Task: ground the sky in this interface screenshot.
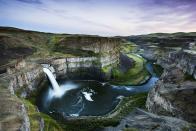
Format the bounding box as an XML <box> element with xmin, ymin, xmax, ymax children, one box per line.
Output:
<box><xmin>0</xmin><ymin>0</ymin><xmax>196</xmax><ymax>36</ymax></box>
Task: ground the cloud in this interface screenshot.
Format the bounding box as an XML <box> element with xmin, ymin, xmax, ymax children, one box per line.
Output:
<box><xmin>16</xmin><ymin>0</ymin><xmax>42</xmax><ymax>4</ymax></box>
<box><xmin>0</xmin><ymin>0</ymin><xmax>196</xmax><ymax>36</ymax></box>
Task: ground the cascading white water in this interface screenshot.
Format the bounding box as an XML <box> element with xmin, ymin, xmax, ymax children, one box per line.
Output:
<box><xmin>43</xmin><ymin>68</ymin><xmax>60</xmax><ymax>91</ymax></box>
<box><xmin>43</xmin><ymin>67</ymin><xmax>78</xmax><ymax>98</ymax></box>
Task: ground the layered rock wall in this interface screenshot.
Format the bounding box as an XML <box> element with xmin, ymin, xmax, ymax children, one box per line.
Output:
<box><xmin>157</xmin><ymin>50</ymin><xmax>196</xmax><ymax>79</ymax></box>
<box><xmin>42</xmin><ymin>36</ymin><xmax>121</xmax><ymax>80</ymax></box>
<box><xmin>6</xmin><ymin>60</ymin><xmax>45</xmax><ymax>96</ymax></box>
<box><xmin>146</xmin><ymin>50</ymin><xmax>196</xmax><ymax>123</ymax></box>
<box><xmin>3</xmin><ymin>36</ymin><xmax>121</xmax><ymax>96</ymax></box>
<box><xmin>49</xmin><ymin>55</ymin><xmax>119</xmax><ymax>80</ymax></box>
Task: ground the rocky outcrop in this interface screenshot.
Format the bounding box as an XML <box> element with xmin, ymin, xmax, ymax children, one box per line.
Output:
<box><xmin>168</xmin><ymin>50</ymin><xmax>196</xmax><ymax>79</ymax></box>
<box><xmin>102</xmin><ymin>108</ymin><xmax>190</xmax><ymax>131</ymax></box>
<box><xmin>54</xmin><ymin>36</ymin><xmax>120</xmax><ymax>57</ymax></box>
<box><xmin>5</xmin><ymin>60</ymin><xmax>45</xmax><ymax>97</ymax></box>
<box><xmin>141</xmin><ymin>46</ymin><xmax>176</xmax><ymax>61</ymax></box>
<box><xmin>146</xmin><ymin>50</ymin><xmax>196</xmax><ymax>123</ymax></box>
<box><xmin>157</xmin><ymin>50</ymin><xmax>196</xmax><ymax>79</ymax></box>
<box><xmin>146</xmin><ymin>67</ymin><xmax>196</xmax><ymax>123</ymax></box>
<box><xmin>0</xmin><ymin>79</ymin><xmax>30</xmax><ymax>131</ymax></box>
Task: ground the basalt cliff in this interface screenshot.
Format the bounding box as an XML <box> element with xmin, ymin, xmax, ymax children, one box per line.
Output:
<box><xmin>126</xmin><ymin>33</ymin><xmax>196</xmax><ymax>124</ymax></box>
<box><xmin>0</xmin><ymin>27</ymin><xmax>121</xmax><ymax>95</ymax></box>
<box><xmin>146</xmin><ymin>50</ymin><xmax>196</xmax><ymax>123</ymax></box>
<box><xmin>0</xmin><ymin>27</ymin><xmax>121</xmax><ymax>130</ymax></box>
<box><xmin>0</xmin><ymin>28</ymin><xmax>196</xmax><ymax>131</ymax></box>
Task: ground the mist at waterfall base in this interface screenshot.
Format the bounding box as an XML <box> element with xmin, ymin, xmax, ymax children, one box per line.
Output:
<box><xmin>37</xmin><ymin>63</ymin><xmax>159</xmax><ymax>117</ymax></box>
<box><xmin>43</xmin><ymin>68</ymin><xmax>78</xmax><ymax>99</ymax></box>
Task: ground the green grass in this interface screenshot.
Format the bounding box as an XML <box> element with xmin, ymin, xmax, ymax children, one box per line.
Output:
<box><xmin>61</xmin><ymin>117</ymin><xmax>119</xmax><ymax>131</ymax></box>
<box><xmin>121</xmin><ymin>42</ymin><xmax>138</xmax><ymax>54</ymax></box>
<box><xmin>123</xmin><ymin>128</ymin><xmax>139</xmax><ymax>131</ymax></box>
<box><xmin>102</xmin><ymin>64</ymin><xmax>112</xmax><ymax>73</ymax></box>
<box><xmin>111</xmin><ymin>54</ymin><xmax>150</xmax><ymax>85</ymax></box>
<box><xmin>110</xmin><ymin>93</ymin><xmax>147</xmax><ymax>119</ymax></box>
<box><xmin>22</xmin><ymin>99</ymin><xmax>63</xmax><ymax>131</ymax></box>
<box><xmin>126</xmin><ymin>54</ymin><xmax>145</xmax><ymax>75</ymax></box>
<box><xmin>49</xmin><ymin>35</ymin><xmax>64</xmax><ymax>45</ymax></box>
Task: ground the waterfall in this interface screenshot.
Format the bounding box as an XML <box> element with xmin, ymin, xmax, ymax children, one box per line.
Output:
<box><xmin>43</xmin><ymin>67</ymin><xmax>79</xmax><ymax>98</ymax></box>
<box><xmin>43</xmin><ymin>67</ymin><xmax>60</xmax><ymax>92</ymax></box>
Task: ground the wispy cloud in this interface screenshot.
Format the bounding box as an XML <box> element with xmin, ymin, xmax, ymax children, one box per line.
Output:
<box><xmin>16</xmin><ymin>0</ymin><xmax>42</xmax><ymax>4</ymax></box>
<box><xmin>0</xmin><ymin>0</ymin><xmax>196</xmax><ymax>36</ymax></box>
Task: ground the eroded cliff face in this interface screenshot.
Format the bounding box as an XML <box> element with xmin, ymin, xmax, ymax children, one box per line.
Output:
<box><xmin>0</xmin><ymin>27</ymin><xmax>122</xmax><ymax>96</ymax></box>
<box><xmin>157</xmin><ymin>50</ymin><xmax>196</xmax><ymax>79</ymax></box>
<box><xmin>50</xmin><ymin>36</ymin><xmax>120</xmax><ymax>80</ymax></box>
<box><xmin>54</xmin><ymin>36</ymin><xmax>120</xmax><ymax>56</ymax></box>
<box><xmin>5</xmin><ymin>54</ymin><xmax>119</xmax><ymax>97</ymax></box>
<box><xmin>141</xmin><ymin>46</ymin><xmax>176</xmax><ymax>61</ymax></box>
<box><xmin>146</xmin><ymin>51</ymin><xmax>196</xmax><ymax>123</ymax></box>
<box><xmin>169</xmin><ymin>50</ymin><xmax>196</xmax><ymax>79</ymax></box>
<box><xmin>0</xmin><ymin>78</ymin><xmax>30</xmax><ymax>131</ymax></box>
<box><xmin>31</xmin><ymin>36</ymin><xmax>120</xmax><ymax>80</ymax></box>
<box><xmin>0</xmin><ymin>29</ymin><xmax>122</xmax><ymax>130</ymax></box>
<box><xmin>48</xmin><ymin>55</ymin><xmax>119</xmax><ymax>80</ymax></box>
<box><xmin>5</xmin><ymin>60</ymin><xmax>45</xmax><ymax>97</ymax></box>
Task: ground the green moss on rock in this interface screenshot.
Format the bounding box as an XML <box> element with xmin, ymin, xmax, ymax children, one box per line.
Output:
<box><xmin>121</xmin><ymin>42</ymin><xmax>138</xmax><ymax>54</ymax></box>
<box><xmin>102</xmin><ymin>64</ymin><xmax>112</xmax><ymax>74</ymax></box>
<box><xmin>111</xmin><ymin>54</ymin><xmax>150</xmax><ymax>85</ymax></box>
<box><xmin>22</xmin><ymin>99</ymin><xmax>63</xmax><ymax>131</ymax></box>
<box><xmin>110</xmin><ymin>92</ymin><xmax>147</xmax><ymax>119</ymax></box>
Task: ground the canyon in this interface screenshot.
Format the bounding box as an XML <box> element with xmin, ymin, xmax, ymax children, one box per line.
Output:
<box><xmin>0</xmin><ymin>27</ymin><xmax>196</xmax><ymax>131</ymax></box>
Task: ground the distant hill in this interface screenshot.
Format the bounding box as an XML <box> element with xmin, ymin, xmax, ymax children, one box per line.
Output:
<box><xmin>125</xmin><ymin>32</ymin><xmax>196</xmax><ymax>48</ymax></box>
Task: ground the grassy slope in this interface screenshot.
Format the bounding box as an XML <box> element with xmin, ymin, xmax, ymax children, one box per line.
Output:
<box><xmin>0</xmin><ymin>27</ymin><xmax>118</xmax><ymax>65</ymax></box>
<box><xmin>23</xmin><ymin>99</ymin><xmax>63</xmax><ymax>131</ymax></box>
<box><xmin>120</xmin><ymin>42</ymin><xmax>138</xmax><ymax>54</ymax></box>
<box><xmin>0</xmin><ymin>28</ymin><xmax>69</xmax><ymax>65</ymax></box>
<box><xmin>111</xmin><ymin>54</ymin><xmax>150</xmax><ymax>85</ymax></box>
